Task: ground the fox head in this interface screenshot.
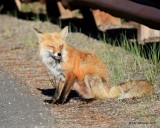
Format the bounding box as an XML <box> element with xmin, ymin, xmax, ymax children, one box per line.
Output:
<box><xmin>34</xmin><ymin>26</ymin><xmax>68</xmax><ymax>60</ymax></box>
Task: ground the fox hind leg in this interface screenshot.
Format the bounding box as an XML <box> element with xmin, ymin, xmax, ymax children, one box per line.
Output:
<box><xmin>73</xmin><ymin>74</ymin><xmax>99</xmax><ymax>99</ymax></box>
<box><xmin>73</xmin><ymin>79</ymin><xmax>94</xmax><ymax>99</ymax></box>
<box><xmin>74</xmin><ymin>75</ymin><xmax>108</xmax><ymax>100</ymax></box>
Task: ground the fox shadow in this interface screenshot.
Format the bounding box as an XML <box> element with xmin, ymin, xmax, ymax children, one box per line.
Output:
<box><xmin>37</xmin><ymin>88</ymin><xmax>80</xmax><ymax>103</ymax></box>
<box><xmin>37</xmin><ymin>88</ymin><xmax>96</xmax><ymax>104</ymax></box>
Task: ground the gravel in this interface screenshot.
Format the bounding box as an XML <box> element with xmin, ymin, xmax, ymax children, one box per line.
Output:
<box><xmin>0</xmin><ymin>70</ymin><xmax>56</xmax><ymax>128</ymax></box>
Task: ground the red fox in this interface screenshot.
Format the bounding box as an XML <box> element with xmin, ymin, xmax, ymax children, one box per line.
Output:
<box><xmin>34</xmin><ymin>26</ymin><xmax>153</xmax><ymax>104</ymax></box>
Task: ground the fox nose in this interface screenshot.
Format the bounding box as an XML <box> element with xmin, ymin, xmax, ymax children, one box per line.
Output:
<box><xmin>57</xmin><ymin>53</ymin><xmax>61</xmax><ymax>57</ymax></box>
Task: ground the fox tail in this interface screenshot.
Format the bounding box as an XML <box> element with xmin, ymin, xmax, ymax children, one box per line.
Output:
<box><xmin>108</xmin><ymin>80</ymin><xmax>153</xmax><ymax>99</ymax></box>
<box><xmin>85</xmin><ymin>75</ymin><xmax>153</xmax><ymax>100</ymax></box>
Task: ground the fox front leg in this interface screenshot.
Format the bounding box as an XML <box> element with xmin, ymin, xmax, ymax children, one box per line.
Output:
<box><xmin>51</xmin><ymin>80</ymin><xmax>65</xmax><ymax>102</ymax></box>
<box><xmin>44</xmin><ymin>80</ymin><xmax>65</xmax><ymax>104</ymax></box>
<box><xmin>45</xmin><ymin>75</ymin><xmax>65</xmax><ymax>104</ymax></box>
<box><xmin>56</xmin><ymin>74</ymin><xmax>75</xmax><ymax>104</ymax></box>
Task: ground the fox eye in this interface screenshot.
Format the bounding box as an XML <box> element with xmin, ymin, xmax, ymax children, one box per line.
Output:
<box><xmin>59</xmin><ymin>45</ymin><xmax>63</xmax><ymax>50</ymax></box>
<box><xmin>49</xmin><ymin>45</ymin><xmax>55</xmax><ymax>50</ymax></box>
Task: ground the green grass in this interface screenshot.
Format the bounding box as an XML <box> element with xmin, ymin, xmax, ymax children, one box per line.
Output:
<box><xmin>23</xmin><ymin>36</ymin><xmax>37</xmax><ymax>48</ymax></box>
<box><xmin>96</xmin><ymin>34</ymin><xmax>160</xmax><ymax>89</ymax></box>
<box><xmin>21</xmin><ymin>2</ymin><xmax>46</xmax><ymax>14</ymax></box>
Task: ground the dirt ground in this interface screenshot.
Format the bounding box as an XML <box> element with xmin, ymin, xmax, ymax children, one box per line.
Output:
<box><xmin>0</xmin><ymin>15</ymin><xmax>160</xmax><ymax>128</ymax></box>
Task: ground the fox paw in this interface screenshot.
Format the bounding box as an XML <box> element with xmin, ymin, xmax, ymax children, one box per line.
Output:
<box><xmin>44</xmin><ymin>98</ymin><xmax>57</xmax><ymax>104</ymax></box>
<box><xmin>44</xmin><ymin>99</ymin><xmax>54</xmax><ymax>104</ymax></box>
<box><xmin>118</xmin><ymin>92</ymin><xmax>128</xmax><ymax>100</ymax></box>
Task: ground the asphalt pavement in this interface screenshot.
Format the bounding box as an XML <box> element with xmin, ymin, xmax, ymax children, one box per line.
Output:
<box><xmin>0</xmin><ymin>70</ymin><xmax>56</xmax><ymax>128</ymax></box>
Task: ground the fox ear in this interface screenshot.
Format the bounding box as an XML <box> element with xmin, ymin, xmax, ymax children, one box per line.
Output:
<box><xmin>60</xmin><ymin>26</ymin><xmax>68</xmax><ymax>40</ymax></box>
<box><xmin>33</xmin><ymin>28</ymin><xmax>43</xmax><ymax>42</ymax></box>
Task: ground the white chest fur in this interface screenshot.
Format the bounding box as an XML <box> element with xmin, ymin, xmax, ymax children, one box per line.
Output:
<box><xmin>40</xmin><ymin>49</ymin><xmax>65</xmax><ymax>81</ymax></box>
